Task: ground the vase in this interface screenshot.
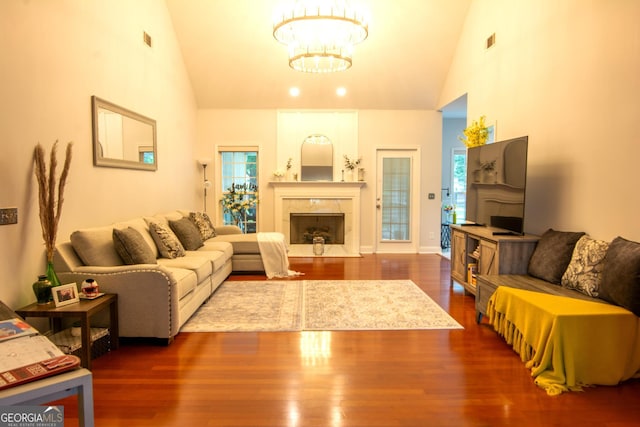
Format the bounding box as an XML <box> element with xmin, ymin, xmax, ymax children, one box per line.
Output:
<box><xmin>313</xmin><ymin>236</ymin><xmax>325</xmax><ymax>255</ymax></box>
<box><xmin>46</xmin><ymin>261</ymin><xmax>62</xmax><ymax>288</ymax></box>
<box><xmin>481</xmin><ymin>170</ymin><xmax>496</xmax><ymax>184</ymax></box>
<box><xmin>32</xmin><ymin>275</ymin><xmax>52</xmax><ymax>304</ymax></box>
<box><xmin>357</xmin><ymin>168</ymin><xmax>365</xmax><ymax>181</ymax></box>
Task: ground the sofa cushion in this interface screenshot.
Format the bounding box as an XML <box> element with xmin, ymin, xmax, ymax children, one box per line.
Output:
<box><xmin>158</xmin><ymin>255</ymin><xmax>212</xmax><ymax>284</ymax></box>
<box><xmin>561</xmin><ymin>235</ymin><xmax>609</xmax><ymax>297</ymax></box>
<box><xmin>528</xmin><ymin>229</ymin><xmax>586</xmax><ymax>284</ymax></box>
<box><xmin>149</xmin><ymin>222</ymin><xmax>186</xmax><ymax>259</ymax></box>
<box><xmin>209</xmin><ymin>233</ymin><xmax>260</xmax><ymax>254</ymax></box>
<box><xmin>187</xmin><ymin>250</ymin><xmax>229</xmax><ymax>273</ymax></box>
<box><xmin>169</xmin><ymin>218</ymin><xmax>204</xmax><ymax>251</ymax></box>
<box><xmin>599</xmin><ymin>236</ymin><xmax>640</xmax><ymax>316</ymax></box>
<box><xmin>189</xmin><ymin>211</ymin><xmax>216</xmax><ymax>240</ymax></box>
<box><xmin>113</xmin><ymin>227</ymin><xmax>157</xmax><ymax>265</ymax></box>
<box><xmin>200</xmin><ymin>241</ymin><xmax>234</xmax><ymax>260</ymax></box>
<box><xmin>160</xmin><ymin>266</ymin><xmax>198</xmax><ymax>301</ymax></box>
<box><xmin>70</xmin><ymin>226</ymin><xmax>123</xmax><ymax>266</ymax></box>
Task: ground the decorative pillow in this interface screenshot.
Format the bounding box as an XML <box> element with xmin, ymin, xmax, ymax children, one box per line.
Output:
<box><xmin>528</xmin><ymin>229</ymin><xmax>586</xmax><ymax>284</ymax></box>
<box><xmin>599</xmin><ymin>236</ymin><xmax>640</xmax><ymax>316</ymax></box>
<box><xmin>70</xmin><ymin>227</ymin><xmax>123</xmax><ymax>266</ymax></box>
<box><xmin>112</xmin><ymin>227</ymin><xmax>157</xmax><ymax>265</ymax></box>
<box><xmin>561</xmin><ymin>235</ymin><xmax>609</xmax><ymax>297</ymax></box>
<box><xmin>148</xmin><ymin>222</ymin><xmax>185</xmax><ymax>259</ymax></box>
<box><xmin>189</xmin><ymin>211</ymin><xmax>216</xmax><ymax>240</ymax></box>
<box><xmin>169</xmin><ymin>217</ymin><xmax>204</xmax><ymax>251</ymax></box>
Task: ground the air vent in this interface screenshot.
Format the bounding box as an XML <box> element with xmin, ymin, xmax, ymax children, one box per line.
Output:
<box><xmin>486</xmin><ymin>33</ymin><xmax>496</xmax><ymax>49</ymax></box>
<box><xmin>143</xmin><ymin>32</ymin><xmax>152</xmax><ymax>47</ymax></box>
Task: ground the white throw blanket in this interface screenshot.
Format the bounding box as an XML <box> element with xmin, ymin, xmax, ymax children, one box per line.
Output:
<box><xmin>257</xmin><ymin>232</ymin><xmax>303</xmax><ymax>279</ymax></box>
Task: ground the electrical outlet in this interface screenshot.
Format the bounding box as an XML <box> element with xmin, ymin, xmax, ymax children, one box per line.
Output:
<box><xmin>0</xmin><ymin>208</ymin><xmax>18</xmax><ymax>225</ymax></box>
<box><xmin>428</xmin><ymin>193</ymin><xmax>435</xmax><ymax>200</ymax></box>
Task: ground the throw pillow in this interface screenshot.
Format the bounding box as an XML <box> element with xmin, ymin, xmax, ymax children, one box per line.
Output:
<box><xmin>189</xmin><ymin>211</ymin><xmax>216</xmax><ymax>240</ymax></box>
<box><xmin>561</xmin><ymin>235</ymin><xmax>609</xmax><ymax>297</ymax></box>
<box><xmin>528</xmin><ymin>228</ymin><xmax>586</xmax><ymax>284</ymax></box>
<box><xmin>149</xmin><ymin>222</ymin><xmax>186</xmax><ymax>259</ymax></box>
<box><xmin>169</xmin><ymin>217</ymin><xmax>204</xmax><ymax>251</ymax></box>
<box><xmin>599</xmin><ymin>236</ymin><xmax>640</xmax><ymax>316</ymax></box>
<box><xmin>112</xmin><ymin>227</ymin><xmax>157</xmax><ymax>265</ymax></box>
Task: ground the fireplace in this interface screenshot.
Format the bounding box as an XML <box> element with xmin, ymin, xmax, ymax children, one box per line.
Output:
<box><xmin>290</xmin><ymin>213</ymin><xmax>345</xmax><ymax>244</ymax></box>
<box><xmin>271</xmin><ymin>181</ymin><xmax>364</xmax><ymax>256</ymax></box>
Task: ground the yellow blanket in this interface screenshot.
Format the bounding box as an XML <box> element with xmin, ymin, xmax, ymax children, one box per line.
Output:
<box><xmin>487</xmin><ymin>287</ymin><xmax>640</xmax><ymax>395</ymax></box>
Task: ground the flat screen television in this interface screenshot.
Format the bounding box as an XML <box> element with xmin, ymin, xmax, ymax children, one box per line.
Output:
<box><xmin>465</xmin><ymin>136</ymin><xmax>528</xmax><ymax>235</ymax></box>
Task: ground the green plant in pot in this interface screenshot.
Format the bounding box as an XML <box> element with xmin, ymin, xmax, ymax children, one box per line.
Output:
<box><xmin>33</xmin><ymin>140</ymin><xmax>73</xmax><ymax>291</ymax></box>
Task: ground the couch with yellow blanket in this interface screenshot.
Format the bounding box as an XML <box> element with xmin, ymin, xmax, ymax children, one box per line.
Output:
<box><xmin>478</xmin><ymin>229</ymin><xmax>640</xmax><ymax>394</ymax></box>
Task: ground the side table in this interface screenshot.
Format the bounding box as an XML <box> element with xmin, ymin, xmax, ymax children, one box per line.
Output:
<box><xmin>440</xmin><ymin>223</ymin><xmax>451</xmax><ymax>249</ymax></box>
<box><xmin>16</xmin><ymin>294</ymin><xmax>119</xmax><ymax>370</ymax></box>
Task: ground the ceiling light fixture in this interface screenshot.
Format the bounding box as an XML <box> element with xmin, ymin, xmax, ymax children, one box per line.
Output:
<box><xmin>336</xmin><ymin>87</ymin><xmax>347</xmax><ymax>97</ymax></box>
<box><xmin>273</xmin><ymin>0</ymin><xmax>368</xmax><ymax>73</ymax></box>
<box><xmin>289</xmin><ymin>87</ymin><xmax>301</xmax><ymax>97</ymax></box>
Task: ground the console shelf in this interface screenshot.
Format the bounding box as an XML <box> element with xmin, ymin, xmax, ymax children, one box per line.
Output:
<box><xmin>449</xmin><ymin>224</ymin><xmax>539</xmax><ymax>296</ymax></box>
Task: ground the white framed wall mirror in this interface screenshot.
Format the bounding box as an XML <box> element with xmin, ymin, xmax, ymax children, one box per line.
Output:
<box><xmin>301</xmin><ymin>134</ymin><xmax>333</xmax><ymax>181</ymax></box>
<box><xmin>91</xmin><ymin>96</ymin><xmax>157</xmax><ymax>171</ymax></box>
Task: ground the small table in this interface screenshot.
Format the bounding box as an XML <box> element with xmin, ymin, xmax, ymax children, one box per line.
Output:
<box><xmin>0</xmin><ymin>300</ymin><xmax>95</xmax><ymax>426</ymax></box>
<box><xmin>0</xmin><ymin>368</ymin><xmax>94</xmax><ymax>427</ymax></box>
<box><xmin>440</xmin><ymin>223</ymin><xmax>451</xmax><ymax>249</ymax></box>
<box><xmin>16</xmin><ymin>294</ymin><xmax>119</xmax><ymax>370</ymax></box>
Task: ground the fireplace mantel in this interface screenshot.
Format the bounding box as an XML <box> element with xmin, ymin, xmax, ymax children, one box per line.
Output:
<box><xmin>270</xmin><ymin>181</ymin><xmax>365</xmax><ymax>188</ymax></box>
<box><xmin>271</xmin><ymin>181</ymin><xmax>364</xmax><ymax>256</ymax></box>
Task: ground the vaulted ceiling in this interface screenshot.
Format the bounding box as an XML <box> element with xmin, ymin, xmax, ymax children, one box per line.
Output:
<box><xmin>165</xmin><ymin>0</ymin><xmax>471</xmax><ymax>111</ymax></box>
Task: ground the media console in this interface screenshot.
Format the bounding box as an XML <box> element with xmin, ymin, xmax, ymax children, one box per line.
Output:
<box><xmin>449</xmin><ymin>224</ymin><xmax>539</xmax><ymax>296</ymax></box>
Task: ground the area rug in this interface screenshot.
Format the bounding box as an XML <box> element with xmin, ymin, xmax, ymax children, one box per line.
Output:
<box><xmin>180</xmin><ymin>280</ymin><xmax>463</xmax><ymax>332</ymax></box>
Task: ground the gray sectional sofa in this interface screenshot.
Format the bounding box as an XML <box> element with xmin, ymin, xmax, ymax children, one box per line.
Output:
<box><xmin>53</xmin><ymin>210</ymin><xmax>266</xmax><ymax>343</ymax></box>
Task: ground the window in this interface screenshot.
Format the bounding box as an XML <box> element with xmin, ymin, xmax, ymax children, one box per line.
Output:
<box><xmin>452</xmin><ymin>149</ymin><xmax>467</xmax><ymax>223</ymax></box>
<box><xmin>219</xmin><ymin>150</ymin><xmax>258</xmax><ymax>233</ymax></box>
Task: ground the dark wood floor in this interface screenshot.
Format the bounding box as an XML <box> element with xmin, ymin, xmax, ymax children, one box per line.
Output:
<box><xmin>56</xmin><ymin>254</ymin><xmax>639</xmax><ymax>426</ymax></box>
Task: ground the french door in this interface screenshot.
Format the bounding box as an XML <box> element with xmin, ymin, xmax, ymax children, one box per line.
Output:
<box><xmin>375</xmin><ymin>149</ymin><xmax>420</xmax><ymax>253</ymax></box>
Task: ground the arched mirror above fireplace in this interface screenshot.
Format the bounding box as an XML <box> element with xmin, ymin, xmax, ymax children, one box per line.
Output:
<box><xmin>301</xmin><ymin>134</ymin><xmax>333</xmax><ymax>181</ymax></box>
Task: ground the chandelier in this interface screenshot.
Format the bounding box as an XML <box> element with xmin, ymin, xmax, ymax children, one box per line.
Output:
<box><xmin>273</xmin><ymin>0</ymin><xmax>369</xmax><ymax>73</ymax></box>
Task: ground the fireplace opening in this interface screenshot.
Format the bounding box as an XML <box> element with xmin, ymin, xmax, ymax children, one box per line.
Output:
<box><xmin>290</xmin><ymin>213</ymin><xmax>345</xmax><ymax>244</ymax></box>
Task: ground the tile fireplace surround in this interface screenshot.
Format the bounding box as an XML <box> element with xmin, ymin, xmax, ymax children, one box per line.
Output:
<box><xmin>271</xmin><ymin>181</ymin><xmax>365</xmax><ymax>257</ymax></box>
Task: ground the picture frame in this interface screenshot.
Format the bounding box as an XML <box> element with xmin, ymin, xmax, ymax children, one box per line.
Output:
<box><xmin>52</xmin><ymin>283</ymin><xmax>80</xmax><ymax>307</ymax></box>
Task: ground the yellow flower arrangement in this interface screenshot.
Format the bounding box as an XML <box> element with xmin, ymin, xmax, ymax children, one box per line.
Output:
<box><xmin>220</xmin><ymin>183</ymin><xmax>258</xmax><ymax>227</ymax></box>
<box><xmin>458</xmin><ymin>116</ymin><xmax>489</xmax><ymax>148</ymax></box>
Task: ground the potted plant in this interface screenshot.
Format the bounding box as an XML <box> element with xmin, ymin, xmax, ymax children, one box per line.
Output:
<box><xmin>343</xmin><ymin>155</ymin><xmax>361</xmax><ymax>181</ymax></box>
<box><xmin>480</xmin><ymin>159</ymin><xmax>497</xmax><ymax>183</ymax></box>
<box><xmin>459</xmin><ymin>116</ymin><xmax>489</xmax><ymax>148</ymax></box>
<box><xmin>33</xmin><ymin>141</ymin><xmax>73</xmax><ymax>289</ymax></box>
<box><xmin>220</xmin><ymin>183</ymin><xmax>258</xmax><ymax>232</ymax></box>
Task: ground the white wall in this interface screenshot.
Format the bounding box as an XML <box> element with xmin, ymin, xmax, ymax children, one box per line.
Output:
<box><xmin>196</xmin><ymin>109</ymin><xmax>278</xmax><ymax>229</ymax></box>
<box><xmin>196</xmin><ymin>109</ymin><xmax>444</xmax><ymax>253</ymax></box>
<box><xmin>0</xmin><ymin>0</ymin><xmax>197</xmax><ymax>308</ymax></box>
<box><xmin>439</xmin><ymin>0</ymin><xmax>640</xmax><ymax>242</ymax></box>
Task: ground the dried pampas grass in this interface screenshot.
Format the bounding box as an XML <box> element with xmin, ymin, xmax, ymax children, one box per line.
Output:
<box><xmin>34</xmin><ymin>141</ymin><xmax>73</xmax><ymax>262</ymax></box>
